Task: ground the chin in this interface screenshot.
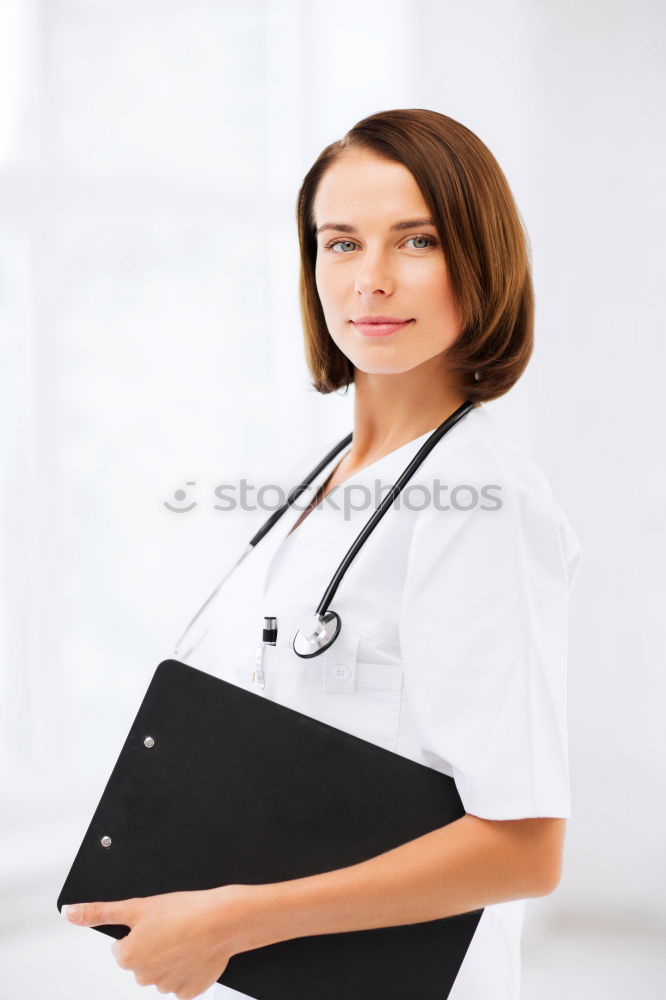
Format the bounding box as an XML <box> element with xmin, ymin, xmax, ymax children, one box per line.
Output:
<box><xmin>351</xmin><ymin>358</ymin><xmax>420</xmax><ymax>377</ymax></box>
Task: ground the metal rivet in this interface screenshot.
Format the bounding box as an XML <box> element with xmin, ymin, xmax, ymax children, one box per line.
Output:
<box><xmin>143</xmin><ymin>736</ymin><xmax>155</xmax><ymax>748</ymax></box>
<box><xmin>100</xmin><ymin>835</ymin><xmax>112</xmax><ymax>848</ymax></box>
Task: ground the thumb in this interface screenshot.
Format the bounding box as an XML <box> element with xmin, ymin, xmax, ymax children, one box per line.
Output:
<box><xmin>62</xmin><ymin>899</ymin><xmax>137</xmax><ymax>927</ymax></box>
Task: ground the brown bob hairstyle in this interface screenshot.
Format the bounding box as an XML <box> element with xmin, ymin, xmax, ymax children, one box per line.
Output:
<box><xmin>296</xmin><ymin>108</ymin><xmax>534</xmax><ymax>404</ymax></box>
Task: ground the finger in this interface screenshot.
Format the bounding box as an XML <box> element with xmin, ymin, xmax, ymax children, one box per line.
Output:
<box><xmin>110</xmin><ymin>938</ymin><xmax>133</xmax><ymax>970</ymax></box>
<box><xmin>62</xmin><ymin>899</ymin><xmax>136</xmax><ymax>927</ymax></box>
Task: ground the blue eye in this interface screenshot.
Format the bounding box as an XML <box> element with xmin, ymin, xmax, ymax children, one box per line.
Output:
<box><xmin>406</xmin><ymin>236</ymin><xmax>435</xmax><ymax>249</ymax></box>
<box><xmin>323</xmin><ymin>235</ymin><xmax>437</xmax><ymax>253</ymax></box>
<box><xmin>327</xmin><ymin>239</ymin><xmax>357</xmax><ymax>253</ymax></box>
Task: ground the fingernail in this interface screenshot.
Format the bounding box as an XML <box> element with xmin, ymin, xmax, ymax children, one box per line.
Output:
<box><xmin>62</xmin><ymin>904</ymin><xmax>81</xmax><ymax>922</ymax></box>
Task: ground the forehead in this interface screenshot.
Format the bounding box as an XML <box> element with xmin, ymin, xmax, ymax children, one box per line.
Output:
<box><xmin>313</xmin><ymin>150</ymin><xmax>429</xmax><ymax>224</ymax></box>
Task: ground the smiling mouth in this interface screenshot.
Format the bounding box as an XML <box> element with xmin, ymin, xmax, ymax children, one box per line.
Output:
<box><xmin>352</xmin><ymin>319</ymin><xmax>415</xmax><ymax>337</ymax></box>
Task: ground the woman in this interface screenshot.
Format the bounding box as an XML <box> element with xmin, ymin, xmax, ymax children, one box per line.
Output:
<box><xmin>63</xmin><ymin>109</ymin><xmax>582</xmax><ymax>1000</ymax></box>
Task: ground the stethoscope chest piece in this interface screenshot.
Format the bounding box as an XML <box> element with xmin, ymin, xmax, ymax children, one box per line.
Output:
<box><xmin>173</xmin><ymin>401</ymin><xmax>474</xmax><ymax>669</ymax></box>
<box><xmin>292</xmin><ymin>611</ymin><xmax>342</xmax><ymax>658</ymax></box>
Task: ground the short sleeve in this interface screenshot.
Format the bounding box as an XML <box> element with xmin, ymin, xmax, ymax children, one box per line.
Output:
<box><xmin>398</xmin><ymin>472</ymin><xmax>582</xmax><ymax>820</ymax></box>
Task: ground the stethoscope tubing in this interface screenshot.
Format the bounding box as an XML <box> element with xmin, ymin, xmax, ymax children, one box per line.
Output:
<box><xmin>314</xmin><ymin>399</ymin><xmax>475</xmax><ymax>616</ymax></box>
<box><xmin>247</xmin><ymin>432</ymin><xmax>353</xmax><ymax>549</ymax></box>
<box><xmin>172</xmin><ymin>432</ymin><xmax>353</xmax><ymax>655</ymax></box>
<box><xmin>173</xmin><ymin>400</ymin><xmax>474</xmax><ymax>658</ymax></box>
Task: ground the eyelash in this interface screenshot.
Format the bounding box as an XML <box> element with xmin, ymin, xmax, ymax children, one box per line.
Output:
<box><xmin>323</xmin><ymin>235</ymin><xmax>438</xmax><ymax>253</ymax></box>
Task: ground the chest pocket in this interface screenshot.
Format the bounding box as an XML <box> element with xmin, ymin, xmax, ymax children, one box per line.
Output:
<box><xmin>181</xmin><ymin>591</ymin><xmax>404</xmax><ymax>755</ymax></box>
<box><xmin>258</xmin><ymin>617</ymin><xmax>404</xmax><ymax>754</ymax></box>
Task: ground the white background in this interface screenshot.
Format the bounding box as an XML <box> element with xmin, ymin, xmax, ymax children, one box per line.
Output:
<box><xmin>1</xmin><ymin>0</ymin><xmax>664</xmax><ymax>997</ymax></box>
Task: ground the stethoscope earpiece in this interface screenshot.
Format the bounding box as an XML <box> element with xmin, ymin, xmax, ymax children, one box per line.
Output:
<box><xmin>292</xmin><ymin>611</ymin><xmax>342</xmax><ymax>658</ymax></box>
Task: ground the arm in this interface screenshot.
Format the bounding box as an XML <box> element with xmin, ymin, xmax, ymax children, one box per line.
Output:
<box><xmin>226</xmin><ymin>813</ymin><xmax>566</xmax><ymax>954</ymax></box>
<box><xmin>64</xmin><ymin>815</ymin><xmax>564</xmax><ymax>998</ymax></box>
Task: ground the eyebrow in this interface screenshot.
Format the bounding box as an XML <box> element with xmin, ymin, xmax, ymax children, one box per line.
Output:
<box><xmin>315</xmin><ymin>217</ymin><xmax>437</xmax><ymax>236</ymax></box>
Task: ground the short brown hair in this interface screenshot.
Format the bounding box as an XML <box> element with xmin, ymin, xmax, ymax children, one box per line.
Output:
<box><xmin>296</xmin><ymin>108</ymin><xmax>534</xmax><ymax>404</ymax></box>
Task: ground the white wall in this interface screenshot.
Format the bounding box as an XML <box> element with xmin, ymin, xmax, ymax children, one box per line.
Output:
<box><xmin>1</xmin><ymin>1</ymin><xmax>664</xmax><ymax>997</ymax></box>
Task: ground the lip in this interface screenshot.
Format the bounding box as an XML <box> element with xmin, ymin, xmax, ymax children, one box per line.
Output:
<box><xmin>352</xmin><ymin>317</ymin><xmax>414</xmax><ymax>338</ymax></box>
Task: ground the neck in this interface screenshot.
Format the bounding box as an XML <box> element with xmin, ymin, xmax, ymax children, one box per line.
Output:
<box><xmin>346</xmin><ymin>359</ymin><xmax>468</xmax><ymax>470</ymax></box>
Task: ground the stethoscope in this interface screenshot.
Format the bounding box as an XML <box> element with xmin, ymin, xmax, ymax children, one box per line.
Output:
<box><xmin>173</xmin><ymin>399</ymin><xmax>475</xmax><ymax>661</ymax></box>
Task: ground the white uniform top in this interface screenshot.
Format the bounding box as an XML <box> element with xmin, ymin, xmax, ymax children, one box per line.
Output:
<box><xmin>174</xmin><ymin>402</ymin><xmax>583</xmax><ymax>1000</ymax></box>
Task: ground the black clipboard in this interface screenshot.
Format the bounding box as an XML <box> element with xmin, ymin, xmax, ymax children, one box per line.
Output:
<box><xmin>57</xmin><ymin>659</ymin><xmax>483</xmax><ymax>1000</ymax></box>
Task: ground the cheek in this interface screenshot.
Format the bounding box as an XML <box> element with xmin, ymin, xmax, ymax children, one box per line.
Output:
<box><xmin>314</xmin><ymin>258</ymin><xmax>338</xmax><ymax>302</ymax></box>
<box><xmin>315</xmin><ymin>267</ymin><xmax>350</xmax><ymax>330</ymax></box>
<box><xmin>421</xmin><ymin>272</ymin><xmax>459</xmax><ymax>327</ymax></box>
<box><xmin>413</xmin><ymin>259</ymin><xmax>451</xmax><ymax>297</ymax></box>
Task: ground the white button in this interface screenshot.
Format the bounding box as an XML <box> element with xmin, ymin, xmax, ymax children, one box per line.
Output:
<box><xmin>332</xmin><ymin>664</ymin><xmax>351</xmax><ymax>681</ymax></box>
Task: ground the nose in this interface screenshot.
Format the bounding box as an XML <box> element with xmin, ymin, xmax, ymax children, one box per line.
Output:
<box><xmin>354</xmin><ymin>247</ymin><xmax>395</xmax><ymax>297</ymax></box>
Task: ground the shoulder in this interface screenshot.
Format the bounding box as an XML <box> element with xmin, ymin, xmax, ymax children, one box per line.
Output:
<box><xmin>412</xmin><ymin>404</ymin><xmax>583</xmax><ymax>590</ymax></box>
<box><xmin>415</xmin><ymin>403</ymin><xmax>552</xmax><ymax>495</ymax></box>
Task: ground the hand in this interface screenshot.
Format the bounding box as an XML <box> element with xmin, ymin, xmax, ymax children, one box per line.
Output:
<box><xmin>62</xmin><ymin>885</ymin><xmax>252</xmax><ymax>999</ymax></box>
